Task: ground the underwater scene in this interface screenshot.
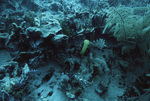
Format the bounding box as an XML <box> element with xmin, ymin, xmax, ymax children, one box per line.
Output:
<box><xmin>0</xmin><ymin>0</ymin><xmax>150</xmax><ymax>101</ymax></box>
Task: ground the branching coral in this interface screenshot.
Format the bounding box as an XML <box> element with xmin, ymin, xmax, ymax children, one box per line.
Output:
<box><xmin>103</xmin><ymin>6</ymin><xmax>150</xmax><ymax>56</ymax></box>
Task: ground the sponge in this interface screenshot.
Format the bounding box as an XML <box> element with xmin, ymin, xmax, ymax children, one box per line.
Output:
<box><xmin>80</xmin><ymin>39</ymin><xmax>90</xmax><ymax>55</ymax></box>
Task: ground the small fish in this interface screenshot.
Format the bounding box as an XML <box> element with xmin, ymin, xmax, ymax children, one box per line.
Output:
<box><xmin>6</xmin><ymin>58</ymin><xmax>12</xmax><ymax>62</ymax></box>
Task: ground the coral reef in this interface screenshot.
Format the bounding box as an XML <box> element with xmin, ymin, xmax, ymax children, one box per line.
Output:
<box><xmin>0</xmin><ymin>0</ymin><xmax>150</xmax><ymax>101</ymax></box>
